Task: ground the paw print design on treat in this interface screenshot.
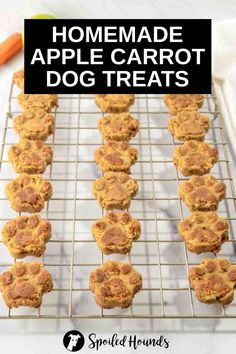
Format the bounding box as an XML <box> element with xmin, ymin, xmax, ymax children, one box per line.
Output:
<box><xmin>6</xmin><ymin>173</ymin><xmax>52</xmax><ymax>213</ymax></box>
<box><xmin>0</xmin><ymin>262</ymin><xmax>53</xmax><ymax>308</ymax></box>
<box><xmin>8</xmin><ymin>139</ymin><xmax>52</xmax><ymax>174</ymax></box>
<box><xmin>168</xmin><ymin>111</ymin><xmax>210</xmax><ymax>141</ymax></box>
<box><xmin>178</xmin><ymin>212</ymin><xmax>228</xmax><ymax>254</ymax></box>
<box><xmin>98</xmin><ymin>112</ymin><xmax>139</xmax><ymax>142</ymax></box>
<box><xmin>18</xmin><ymin>93</ymin><xmax>58</xmax><ymax>112</ymax></box>
<box><xmin>94</xmin><ymin>141</ymin><xmax>138</xmax><ymax>174</ymax></box>
<box><xmin>96</xmin><ymin>94</ymin><xmax>135</xmax><ymax>113</ymax></box>
<box><xmin>179</xmin><ymin>175</ymin><xmax>226</xmax><ymax>211</ymax></box>
<box><xmin>92</xmin><ymin>211</ymin><xmax>141</xmax><ymax>254</ymax></box>
<box><xmin>13</xmin><ymin>109</ymin><xmax>55</xmax><ymax>141</ymax></box>
<box><xmin>89</xmin><ymin>260</ymin><xmax>142</xmax><ymax>308</ymax></box>
<box><xmin>173</xmin><ymin>140</ymin><xmax>218</xmax><ymax>176</ymax></box>
<box><xmin>2</xmin><ymin>215</ymin><xmax>51</xmax><ymax>258</ymax></box>
<box><xmin>164</xmin><ymin>94</ymin><xmax>204</xmax><ymax>115</ymax></box>
<box><xmin>13</xmin><ymin>68</ymin><xmax>24</xmax><ymax>90</ymax></box>
<box><xmin>92</xmin><ymin>172</ymin><xmax>138</xmax><ymax>210</ymax></box>
<box><xmin>189</xmin><ymin>258</ymin><xmax>236</xmax><ymax>305</ymax></box>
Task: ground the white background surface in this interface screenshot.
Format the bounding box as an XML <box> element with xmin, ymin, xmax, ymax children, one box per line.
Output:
<box><xmin>1</xmin><ymin>1</ymin><xmax>236</xmax><ymax>354</ymax></box>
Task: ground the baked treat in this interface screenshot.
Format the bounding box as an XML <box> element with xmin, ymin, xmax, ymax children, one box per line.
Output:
<box><xmin>13</xmin><ymin>68</ymin><xmax>24</xmax><ymax>90</ymax></box>
<box><xmin>96</xmin><ymin>94</ymin><xmax>135</xmax><ymax>113</ymax></box>
<box><xmin>168</xmin><ymin>111</ymin><xmax>210</xmax><ymax>141</ymax></box>
<box><xmin>164</xmin><ymin>94</ymin><xmax>204</xmax><ymax>115</ymax></box>
<box><xmin>6</xmin><ymin>173</ymin><xmax>52</xmax><ymax>213</ymax></box>
<box><xmin>93</xmin><ymin>172</ymin><xmax>138</xmax><ymax>210</ymax></box>
<box><xmin>8</xmin><ymin>139</ymin><xmax>52</xmax><ymax>174</ymax></box>
<box><xmin>178</xmin><ymin>212</ymin><xmax>228</xmax><ymax>254</ymax></box>
<box><xmin>13</xmin><ymin>109</ymin><xmax>55</xmax><ymax>141</ymax></box>
<box><xmin>179</xmin><ymin>175</ymin><xmax>226</xmax><ymax>211</ymax></box>
<box><xmin>94</xmin><ymin>141</ymin><xmax>138</xmax><ymax>173</ymax></box>
<box><xmin>0</xmin><ymin>262</ymin><xmax>53</xmax><ymax>308</ymax></box>
<box><xmin>98</xmin><ymin>112</ymin><xmax>139</xmax><ymax>142</ymax></box>
<box><xmin>90</xmin><ymin>260</ymin><xmax>142</xmax><ymax>308</ymax></box>
<box><xmin>173</xmin><ymin>140</ymin><xmax>218</xmax><ymax>176</ymax></box>
<box><xmin>2</xmin><ymin>215</ymin><xmax>51</xmax><ymax>258</ymax></box>
<box><xmin>18</xmin><ymin>93</ymin><xmax>58</xmax><ymax>112</ymax></box>
<box><xmin>92</xmin><ymin>211</ymin><xmax>141</xmax><ymax>254</ymax></box>
<box><xmin>189</xmin><ymin>258</ymin><xmax>236</xmax><ymax>305</ymax></box>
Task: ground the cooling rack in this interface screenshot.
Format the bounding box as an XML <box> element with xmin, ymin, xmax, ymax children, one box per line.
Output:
<box><xmin>0</xmin><ymin>83</ymin><xmax>236</xmax><ymax>319</ymax></box>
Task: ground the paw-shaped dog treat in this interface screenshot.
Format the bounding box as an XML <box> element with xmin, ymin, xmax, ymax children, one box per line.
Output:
<box><xmin>6</xmin><ymin>173</ymin><xmax>52</xmax><ymax>213</ymax></box>
<box><xmin>173</xmin><ymin>140</ymin><xmax>218</xmax><ymax>176</ymax></box>
<box><xmin>92</xmin><ymin>211</ymin><xmax>141</xmax><ymax>254</ymax></box>
<box><xmin>189</xmin><ymin>258</ymin><xmax>236</xmax><ymax>305</ymax></box>
<box><xmin>8</xmin><ymin>139</ymin><xmax>52</xmax><ymax>174</ymax></box>
<box><xmin>18</xmin><ymin>93</ymin><xmax>58</xmax><ymax>112</ymax></box>
<box><xmin>93</xmin><ymin>172</ymin><xmax>138</xmax><ymax>210</ymax></box>
<box><xmin>0</xmin><ymin>262</ymin><xmax>53</xmax><ymax>308</ymax></box>
<box><xmin>164</xmin><ymin>94</ymin><xmax>204</xmax><ymax>115</ymax></box>
<box><xmin>178</xmin><ymin>212</ymin><xmax>228</xmax><ymax>254</ymax></box>
<box><xmin>179</xmin><ymin>175</ymin><xmax>226</xmax><ymax>211</ymax></box>
<box><xmin>94</xmin><ymin>141</ymin><xmax>138</xmax><ymax>173</ymax></box>
<box><xmin>168</xmin><ymin>111</ymin><xmax>210</xmax><ymax>141</ymax></box>
<box><xmin>98</xmin><ymin>112</ymin><xmax>139</xmax><ymax>142</ymax></box>
<box><xmin>2</xmin><ymin>215</ymin><xmax>51</xmax><ymax>258</ymax></box>
<box><xmin>90</xmin><ymin>260</ymin><xmax>142</xmax><ymax>308</ymax></box>
<box><xmin>13</xmin><ymin>68</ymin><xmax>24</xmax><ymax>90</ymax></box>
<box><xmin>96</xmin><ymin>94</ymin><xmax>135</xmax><ymax>113</ymax></box>
<box><xmin>13</xmin><ymin>109</ymin><xmax>55</xmax><ymax>141</ymax></box>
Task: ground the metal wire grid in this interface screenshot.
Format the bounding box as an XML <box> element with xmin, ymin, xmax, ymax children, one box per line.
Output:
<box><xmin>0</xmin><ymin>85</ymin><xmax>236</xmax><ymax>319</ymax></box>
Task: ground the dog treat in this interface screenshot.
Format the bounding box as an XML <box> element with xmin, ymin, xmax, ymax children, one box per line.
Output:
<box><xmin>18</xmin><ymin>93</ymin><xmax>58</xmax><ymax>112</ymax></box>
<box><xmin>2</xmin><ymin>215</ymin><xmax>51</xmax><ymax>258</ymax></box>
<box><xmin>179</xmin><ymin>175</ymin><xmax>226</xmax><ymax>211</ymax></box>
<box><xmin>164</xmin><ymin>94</ymin><xmax>204</xmax><ymax>115</ymax></box>
<box><xmin>98</xmin><ymin>112</ymin><xmax>139</xmax><ymax>142</ymax></box>
<box><xmin>189</xmin><ymin>258</ymin><xmax>236</xmax><ymax>305</ymax></box>
<box><xmin>13</xmin><ymin>68</ymin><xmax>24</xmax><ymax>90</ymax></box>
<box><xmin>96</xmin><ymin>94</ymin><xmax>135</xmax><ymax>113</ymax></box>
<box><xmin>6</xmin><ymin>173</ymin><xmax>52</xmax><ymax>213</ymax></box>
<box><xmin>93</xmin><ymin>171</ymin><xmax>138</xmax><ymax>210</ymax></box>
<box><xmin>90</xmin><ymin>260</ymin><xmax>142</xmax><ymax>308</ymax></box>
<box><xmin>13</xmin><ymin>109</ymin><xmax>55</xmax><ymax>141</ymax></box>
<box><xmin>94</xmin><ymin>141</ymin><xmax>138</xmax><ymax>173</ymax></box>
<box><xmin>178</xmin><ymin>211</ymin><xmax>228</xmax><ymax>254</ymax></box>
<box><xmin>8</xmin><ymin>139</ymin><xmax>52</xmax><ymax>174</ymax></box>
<box><xmin>92</xmin><ymin>211</ymin><xmax>141</xmax><ymax>254</ymax></box>
<box><xmin>0</xmin><ymin>262</ymin><xmax>53</xmax><ymax>308</ymax></box>
<box><xmin>173</xmin><ymin>140</ymin><xmax>218</xmax><ymax>176</ymax></box>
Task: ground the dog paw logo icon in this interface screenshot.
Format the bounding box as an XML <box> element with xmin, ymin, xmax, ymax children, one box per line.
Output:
<box><xmin>63</xmin><ymin>330</ymin><xmax>85</xmax><ymax>352</ymax></box>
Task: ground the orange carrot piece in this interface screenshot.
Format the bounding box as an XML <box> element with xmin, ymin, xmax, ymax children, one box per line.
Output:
<box><xmin>0</xmin><ymin>33</ymin><xmax>23</xmax><ymax>66</ymax></box>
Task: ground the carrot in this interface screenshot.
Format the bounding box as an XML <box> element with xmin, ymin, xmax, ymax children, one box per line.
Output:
<box><xmin>0</xmin><ymin>33</ymin><xmax>23</xmax><ymax>66</ymax></box>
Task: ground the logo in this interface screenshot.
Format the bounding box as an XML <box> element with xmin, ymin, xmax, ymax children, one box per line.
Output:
<box><xmin>63</xmin><ymin>330</ymin><xmax>85</xmax><ymax>352</ymax></box>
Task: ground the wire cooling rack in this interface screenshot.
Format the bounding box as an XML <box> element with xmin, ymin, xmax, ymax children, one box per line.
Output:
<box><xmin>0</xmin><ymin>84</ymin><xmax>236</xmax><ymax>319</ymax></box>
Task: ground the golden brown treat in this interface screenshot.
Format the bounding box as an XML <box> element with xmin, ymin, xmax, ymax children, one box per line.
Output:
<box><xmin>8</xmin><ymin>139</ymin><xmax>52</xmax><ymax>174</ymax></box>
<box><xmin>96</xmin><ymin>94</ymin><xmax>135</xmax><ymax>113</ymax></box>
<box><xmin>179</xmin><ymin>175</ymin><xmax>226</xmax><ymax>212</ymax></box>
<box><xmin>0</xmin><ymin>262</ymin><xmax>53</xmax><ymax>308</ymax></box>
<box><xmin>164</xmin><ymin>94</ymin><xmax>204</xmax><ymax>115</ymax></box>
<box><xmin>6</xmin><ymin>173</ymin><xmax>52</xmax><ymax>213</ymax></box>
<box><xmin>13</xmin><ymin>109</ymin><xmax>55</xmax><ymax>141</ymax></box>
<box><xmin>189</xmin><ymin>258</ymin><xmax>236</xmax><ymax>305</ymax></box>
<box><xmin>168</xmin><ymin>111</ymin><xmax>210</xmax><ymax>141</ymax></box>
<box><xmin>92</xmin><ymin>211</ymin><xmax>141</xmax><ymax>254</ymax></box>
<box><xmin>173</xmin><ymin>140</ymin><xmax>218</xmax><ymax>176</ymax></box>
<box><xmin>93</xmin><ymin>172</ymin><xmax>138</xmax><ymax>210</ymax></box>
<box><xmin>13</xmin><ymin>68</ymin><xmax>24</xmax><ymax>90</ymax></box>
<box><xmin>98</xmin><ymin>112</ymin><xmax>139</xmax><ymax>142</ymax></box>
<box><xmin>178</xmin><ymin>212</ymin><xmax>228</xmax><ymax>254</ymax></box>
<box><xmin>18</xmin><ymin>93</ymin><xmax>58</xmax><ymax>112</ymax></box>
<box><xmin>94</xmin><ymin>141</ymin><xmax>138</xmax><ymax>174</ymax></box>
<box><xmin>90</xmin><ymin>260</ymin><xmax>142</xmax><ymax>308</ymax></box>
<box><xmin>2</xmin><ymin>215</ymin><xmax>51</xmax><ymax>258</ymax></box>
